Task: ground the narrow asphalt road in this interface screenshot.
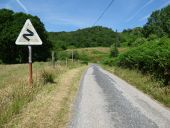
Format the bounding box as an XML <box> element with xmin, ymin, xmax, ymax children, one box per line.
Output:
<box><xmin>69</xmin><ymin>65</ymin><xmax>170</xmax><ymax>128</ymax></box>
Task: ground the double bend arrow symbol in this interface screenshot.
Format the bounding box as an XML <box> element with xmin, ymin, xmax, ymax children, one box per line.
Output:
<box><xmin>23</xmin><ymin>29</ymin><xmax>34</xmax><ymax>41</ymax></box>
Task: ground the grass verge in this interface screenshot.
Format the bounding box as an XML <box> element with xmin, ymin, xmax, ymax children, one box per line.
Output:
<box><xmin>0</xmin><ymin>62</ymin><xmax>86</xmax><ymax>128</ymax></box>
<box><xmin>3</xmin><ymin>64</ymin><xmax>86</xmax><ymax>128</ymax></box>
<box><xmin>102</xmin><ymin>65</ymin><xmax>170</xmax><ymax>108</ymax></box>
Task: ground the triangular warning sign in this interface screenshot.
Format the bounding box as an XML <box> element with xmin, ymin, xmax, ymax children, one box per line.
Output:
<box><xmin>15</xmin><ymin>19</ymin><xmax>43</xmax><ymax>45</ymax></box>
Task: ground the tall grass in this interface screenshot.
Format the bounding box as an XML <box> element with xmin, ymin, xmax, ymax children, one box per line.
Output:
<box><xmin>0</xmin><ymin>61</ymin><xmax>85</xmax><ymax>127</ymax></box>
<box><xmin>0</xmin><ymin>82</ymin><xmax>41</xmax><ymax>126</ymax></box>
<box><xmin>40</xmin><ymin>69</ymin><xmax>55</xmax><ymax>84</ymax></box>
<box><xmin>0</xmin><ymin>62</ymin><xmax>63</xmax><ymax>127</ymax></box>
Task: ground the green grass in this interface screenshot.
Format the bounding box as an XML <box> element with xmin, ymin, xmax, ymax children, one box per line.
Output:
<box><xmin>102</xmin><ymin>65</ymin><xmax>170</xmax><ymax>107</ymax></box>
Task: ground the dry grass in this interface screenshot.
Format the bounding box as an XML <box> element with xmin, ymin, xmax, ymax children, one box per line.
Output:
<box><xmin>0</xmin><ymin>62</ymin><xmax>86</xmax><ymax>128</ymax></box>
<box><xmin>5</xmin><ymin>66</ymin><xmax>86</xmax><ymax>128</ymax></box>
<box><xmin>117</xmin><ymin>47</ymin><xmax>129</xmax><ymax>54</ymax></box>
<box><xmin>0</xmin><ymin>63</ymin><xmax>48</xmax><ymax>126</ymax></box>
<box><xmin>103</xmin><ymin>65</ymin><xmax>170</xmax><ymax>107</ymax></box>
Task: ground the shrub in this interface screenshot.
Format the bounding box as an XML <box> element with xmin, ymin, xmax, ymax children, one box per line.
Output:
<box><xmin>80</xmin><ymin>61</ymin><xmax>88</xmax><ymax>65</ymax></box>
<box><xmin>101</xmin><ymin>57</ymin><xmax>116</xmax><ymax>66</ymax></box>
<box><xmin>79</xmin><ymin>52</ymin><xmax>89</xmax><ymax>61</ymax></box>
<box><xmin>116</xmin><ymin>37</ymin><xmax>170</xmax><ymax>85</ymax></box>
<box><xmin>40</xmin><ymin>69</ymin><xmax>54</xmax><ymax>84</ymax></box>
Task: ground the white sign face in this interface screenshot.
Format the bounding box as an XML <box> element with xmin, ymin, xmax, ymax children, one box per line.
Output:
<box><xmin>15</xmin><ymin>19</ymin><xmax>42</xmax><ymax>45</ymax></box>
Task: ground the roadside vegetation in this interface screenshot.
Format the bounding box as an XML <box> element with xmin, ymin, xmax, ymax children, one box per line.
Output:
<box><xmin>0</xmin><ymin>61</ymin><xmax>87</xmax><ymax>127</ymax></box>
<box><xmin>116</xmin><ymin>37</ymin><xmax>170</xmax><ymax>85</ymax></box>
<box><xmin>103</xmin><ymin>65</ymin><xmax>170</xmax><ymax>107</ymax></box>
<box><xmin>102</xmin><ymin>5</ymin><xmax>170</xmax><ymax>85</ymax></box>
<box><xmin>101</xmin><ymin>5</ymin><xmax>170</xmax><ymax>107</ymax></box>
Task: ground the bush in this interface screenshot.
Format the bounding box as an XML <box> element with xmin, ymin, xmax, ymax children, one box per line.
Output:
<box><xmin>79</xmin><ymin>52</ymin><xmax>89</xmax><ymax>62</ymax></box>
<box><xmin>116</xmin><ymin>37</ymin><xmax>170</xmax><ymax>85</ymax></box>
<box><xmin>101</xmin><ymin>57</ymin><xmax>116</xmax><ymax>66</ymax></box>
<box><xmin>80</xmin><ymin>61</ymin><xmax>88</xmax><ymax>65</ymax></box>
<box><xmin>40</xmin><ymin>69</ymin><xmax>54</xmax><ymax>84</ymax></box>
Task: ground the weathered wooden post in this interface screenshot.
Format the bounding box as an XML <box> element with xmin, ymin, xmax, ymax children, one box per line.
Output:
<box><xmin>15</xmin><ymin>19</ymin><xmax>43</xmax><ymax>86</ymax></box>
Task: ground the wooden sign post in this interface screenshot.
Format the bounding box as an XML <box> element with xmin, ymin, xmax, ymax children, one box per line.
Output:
<box><xmin>15</xmin><ymin>19</ymin><xmax>43</xmax><ymax>86</ymax></box>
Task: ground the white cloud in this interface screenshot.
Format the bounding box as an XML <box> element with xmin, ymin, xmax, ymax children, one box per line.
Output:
<box><xmin>16</xmin><ymin>0</ymin><xmax>28</xmax><ymax>13</ymax></box>
<box><xmin>126</xmin><ymin>0</ymin><xmax>154</xmax><ymax>22</ymax></box>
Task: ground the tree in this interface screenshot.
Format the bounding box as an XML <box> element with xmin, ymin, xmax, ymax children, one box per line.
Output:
<box><xmin>0</xmin><ymin>9</ymin><xmax>52</xmax><ymax>64</ymax></box>
<box><xmin>143</xmin><ymin>5</ymin><xmax>170</xmax><ymax>38</ymax></box>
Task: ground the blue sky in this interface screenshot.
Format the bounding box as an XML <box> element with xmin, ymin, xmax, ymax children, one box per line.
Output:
<box><xmin>0</xmin><ymin>0</ymin><xmax>170</xmax><ymax>32</ymax></box>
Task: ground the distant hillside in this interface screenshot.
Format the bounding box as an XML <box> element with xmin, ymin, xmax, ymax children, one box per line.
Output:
<box><xmin>48</xmin><ymin>26</ymin><xmax>116</xmax><ymax>50</ymax></box>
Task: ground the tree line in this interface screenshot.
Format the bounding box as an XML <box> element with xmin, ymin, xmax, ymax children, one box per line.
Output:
<box><xmin>48</xmin><ymin>26</ymin><xmax>116</xmax><ymax>50</ymax></box>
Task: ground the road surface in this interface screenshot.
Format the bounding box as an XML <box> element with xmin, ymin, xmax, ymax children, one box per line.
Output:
<box><xmin>69</xmin><ymin>65</ymin><xmax>170</xmax><ymax>128</ymax></box>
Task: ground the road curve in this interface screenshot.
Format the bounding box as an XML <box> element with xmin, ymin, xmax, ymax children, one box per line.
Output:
<box><xmin>69</xmin><ymin>65</ymin><xmax>170</xmax><ymax>128</ymax></box>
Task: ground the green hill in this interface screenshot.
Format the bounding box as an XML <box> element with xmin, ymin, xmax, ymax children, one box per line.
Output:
<box><xmin>48</xmin><ymin>26</ymin><xmax>116</xmax><ymax>50</ymax></box>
